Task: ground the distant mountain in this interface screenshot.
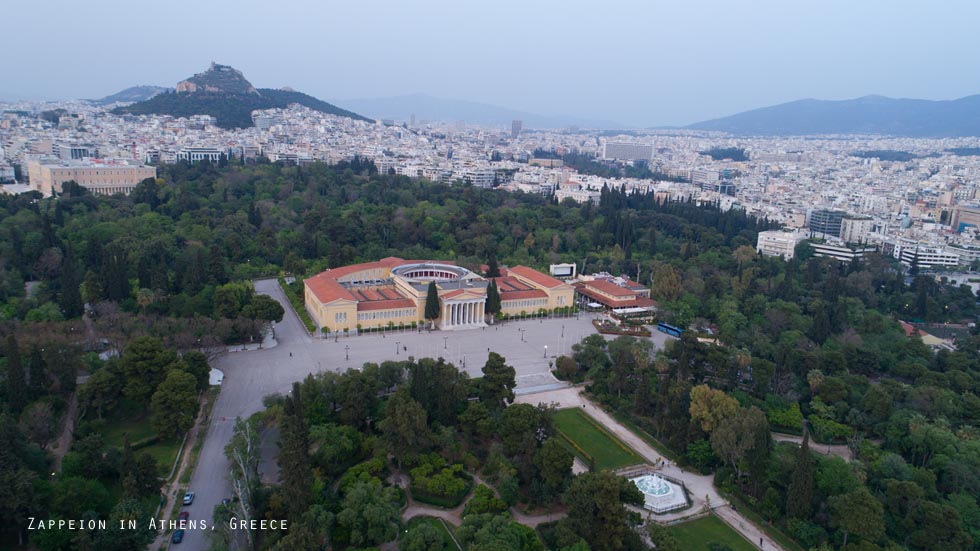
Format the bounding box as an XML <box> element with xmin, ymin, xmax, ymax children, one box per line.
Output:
<box><xmin>114</xmin><ymin>63</ymin><xmax>369</xmax><ymax>129</ymax></box>
<box><xmin>686</xmin><ymin>95</ymin><xmax>980</xmax><ymax>137</ymax></box>
<box><xmin>94</xmin><ymin>85</ymin><xmax>171</xmax><ymax>105</ymax></box>
<box><xmin>336</xmin><ymin>93</ymin><xmax>624</xmax><ymax>129</ymax></box>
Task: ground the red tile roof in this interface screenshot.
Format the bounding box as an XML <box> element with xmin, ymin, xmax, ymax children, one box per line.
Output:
<box><xmin>500</xmin><ymin>289</ymin><xmax>549</xmax><ymax>301</ymax></box>
<box><xmin>579</xmin><ymin>279</ymin><xmax>636</xmax><ymax>297</ymax></box>
<box><xmin>508</xmin><ymin>265</ymin><xmax>565</xmax><ymax>289</ymax></box>
<box><xmin>357</xmin><ymin>298</ymin><xmax>416</xmax><ymax>312</ymax></box>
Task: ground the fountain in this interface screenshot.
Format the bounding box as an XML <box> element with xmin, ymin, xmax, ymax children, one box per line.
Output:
<box><xmin>630</xmin><ymin>473</ymin><xmax>688</xmax><ymax>513</ymax></box>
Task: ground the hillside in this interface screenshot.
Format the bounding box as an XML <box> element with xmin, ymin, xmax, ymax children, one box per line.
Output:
<box><xmin>113</xmin><ymin>63</ymin><xmax>369</xmax><ymax>128</ymax></box>
<box><xmin>94</xmin><ymin>85</ymin><xmax>171</xmax><ymax>105</ymax></box>
<box><xmin>686</xmin><ymin>94</ymin><xmax>980</xmax><ymax>137</ymax></box>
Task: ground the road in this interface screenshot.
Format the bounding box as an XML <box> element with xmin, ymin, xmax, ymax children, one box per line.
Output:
<box><xmin>516</xmin><ymin>386</ymin><xmax>785</xmax><ymax>551</ymax></box>
<box><xmin>179</xmin><ymin>278</ymin><xmax>600</xmax><ymax>550</ymax></box>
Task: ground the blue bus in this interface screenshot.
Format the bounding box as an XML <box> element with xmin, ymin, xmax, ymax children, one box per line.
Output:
<box><xmin>656</xmin><ymin>322</ymin><xmax>684</xmax><ymax>337</ymax></box>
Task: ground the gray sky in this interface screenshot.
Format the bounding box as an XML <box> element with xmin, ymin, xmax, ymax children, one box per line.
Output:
<box><xmin>4</xmin><ymin>0</ymin><xmax>978</xmax><ymax>126</ymax></box>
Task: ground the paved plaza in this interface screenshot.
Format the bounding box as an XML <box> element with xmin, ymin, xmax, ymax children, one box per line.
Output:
<box><xmin>180</xmin><ymin>278</ymin><xmax>619</xmax><ymax>550</ymax></box>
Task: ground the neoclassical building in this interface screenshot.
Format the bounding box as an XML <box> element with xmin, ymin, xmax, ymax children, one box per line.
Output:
<box><xmin>303</xmin><ymin>257</ymin><xmax>574</xmax><ymax>333</ymax></box>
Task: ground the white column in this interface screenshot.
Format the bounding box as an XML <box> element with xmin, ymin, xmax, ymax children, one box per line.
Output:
<box><xmin>453</xmin><ymin>304</ymin><xmax>459</xmax><ymax>325</ymax></box>
<box><xmin>469</xmin><ymin>302</ymin><xmax>475</xmax><ymax>324</ymax></box>
<box><xmin>450</xmin><ymin>304</ymin><xmax>455</xmax><ymax>326</ymax></box>
<box><xmin>466</xmin><ymin>302</ymin><xmax>471</xmax><ymax>325</ymax></box>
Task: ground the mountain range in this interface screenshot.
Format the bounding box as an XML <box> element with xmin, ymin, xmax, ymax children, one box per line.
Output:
<box><xmin>112</xmin><ymin>63</ymin><xmax>369</xmax><ymax>129</ymax></box>
<box><xmin>335</xmin><ymin>93</ymin><xmax>624</xmax><ymax>129</ymax></box>
<box><xmin>685</xmin><ymin>95</ymin><xmax>980</xmax><ymax>137</ymax></box>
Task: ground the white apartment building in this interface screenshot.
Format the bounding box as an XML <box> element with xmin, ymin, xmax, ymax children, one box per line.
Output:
<box><xmin>756</xmin><ymin>230</ymin><xmax>805</xmax><ymax>260</ymax></box>
<box><xmin>811</xmin><ymin>241</ymin><xmax>876</xmax><ymax>263</ymax></box>
<box><xmin>602</xmin><ymin>142</ymin><xmax>653</xmax><ymax>161</ymax></box>
<box><xmin>897</xmin><ymin>246</ymin><xmax>961</xmax><ymax>268</ymax></box>
<box><xmin>840</xmin><ymin>216</ymin><xmax>874</xmax><ymax>244</ymax></box>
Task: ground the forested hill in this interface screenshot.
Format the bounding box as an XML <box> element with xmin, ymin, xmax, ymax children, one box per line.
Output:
<box><xmin>113</xmin><ymin>88</ymin><xmax>370</xmax><ymax>128</ymax></box>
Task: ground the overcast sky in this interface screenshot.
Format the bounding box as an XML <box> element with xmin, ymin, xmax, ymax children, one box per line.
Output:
<box><xmin>4</xmin><ymin>0</ymin><xmax>978</xmax><ymax>126</ymax></box>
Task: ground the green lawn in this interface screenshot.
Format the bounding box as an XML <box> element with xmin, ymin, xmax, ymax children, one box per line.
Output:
<box><xmin>668</xmin><ymin>515</ymin><xmax>757</xmax><ymax>551</ymax></box>
<box><xmin>98</xmin><ymin>403</ymin><xmax>182</xmax><ymax>477</ymax></box>
<box><xmin>401</xmin><ymin>516</ymin><xmax>458</xmax><ymax>551</ymax></box>
<box><xmin>552</xmin><ymin>408</ymin><xmax>643</xmax><ymax>470</ymax></box>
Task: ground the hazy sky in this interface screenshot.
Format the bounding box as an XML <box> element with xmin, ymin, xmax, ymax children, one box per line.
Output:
<box><xmin>4</xmin><ymin>0</ymin><xmax>979</xmax><ymax>126</ymax></box>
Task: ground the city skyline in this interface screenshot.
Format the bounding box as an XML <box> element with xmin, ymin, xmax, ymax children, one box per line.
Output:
<box><xmin>4</xmin><ymin>0</ymin><xmax>980</xmax><ymax>127</ymax></box>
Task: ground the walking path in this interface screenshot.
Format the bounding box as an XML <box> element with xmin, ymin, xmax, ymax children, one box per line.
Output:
<box><xmin>148</xmin><ymin>395</ymin><xmax>211</xmax><ymax>550</ymax></box>
<box><xmin>771</xmin><ymin>432</ymin><xmax>853</xmax><ymax>462</ymax></box>
<box><xmin>46</xmin><ymin>392</ymin><xmax>77</xmax><ymax>472</ymax></box>
<box><xmin>516</xmin><ymin>386</ymin><xmax>785</xmax><ymax>551</ymax></box>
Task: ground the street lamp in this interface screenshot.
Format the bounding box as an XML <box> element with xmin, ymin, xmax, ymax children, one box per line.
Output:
<box><xmin>396</xmin><ymin>341</ymin><xmax>400</xmax><ymax>355</ymax></box>
<box><xmin>561</xmin><ymin>324</ymin><xmax>564</xmax><ymax>338</ymax></box>
<box><xmin>345</xmin><ymin>345</ymin><xmax>349</xmax><ymax>361</ymax></box>
<box><xmin>544</xmin><ymin>345</ymin><xmax>548</xmax><ymax>358</ymax></box>
<box><xmin>443</xmin><ymin>336</ymin><xmax>448</xmax><ymax>349</ymax></box>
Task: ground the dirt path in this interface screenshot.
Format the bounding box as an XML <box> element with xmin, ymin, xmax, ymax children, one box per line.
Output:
<box><xmin>46</xmin><ymin>392</ymin><xmax>77</xmax><ymax>472</ymax></box>
<box><xmin>148</xmin><ymin>395</ymin><xmax>211</xmax><ymax>550</ymax></box>
<box><xmin>771</xmin><ymin>433</ymin><xmax>853</xmax><ymax>462</ymax></box>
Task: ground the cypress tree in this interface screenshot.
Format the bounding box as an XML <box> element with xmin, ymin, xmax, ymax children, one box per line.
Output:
<box><xmin>786</xmin><ymin>427</ymin><xmax>815</xmax><ymax>519</ymax></box>
<box><xmin>278</xmin><ymin>382</ymin><xmax>311</xmax><ymax>521</ymax></box>
<box><xmin>59</xmin><ymin>246</ymin><xmax>84</xmax><ymax>318</ymax></box>
<box><xmin>486</xmin><ymin>255</ymin><xmax>500</xmax><ymax>278</ymax></box>
<box><xmin>424</xmin><ymin>282</ymin><xmax>440</xmax><ymax>328</ymax></box>
<box><xmin>4</xmin><ymin>336</ymin><xmax>27</xmax><ymax>414</ymax></box>
<box><xmin>486</xmin><ymin>279</ymin><xmax>501</xmax><ymax>318</ymax></box>
<box><xmin>27</xmin><ymin>345</ymin><xmax>48</xmax><ymax>399</ymax></box>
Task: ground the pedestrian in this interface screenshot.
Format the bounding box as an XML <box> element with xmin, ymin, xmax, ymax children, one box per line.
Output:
<box><xmin>760</xmin><ymin>537</ymin><xmax>763</xmax><ymax>547</ymax></box>
<box><xmin>289</xmin><ymin>352</ymin><xmax>292</xmax><ymax>357</ymax></box>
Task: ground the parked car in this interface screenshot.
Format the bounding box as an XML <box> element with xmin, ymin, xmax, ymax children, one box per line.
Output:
<box><xmin>171</xmin><ymin>529</ymin><xmax>185</xmax><ymax>544</ymax></box>
<box><xmin>182</xmin><ymin>492</ymin><xmax>194</xmax><ymax>506</ymax></box>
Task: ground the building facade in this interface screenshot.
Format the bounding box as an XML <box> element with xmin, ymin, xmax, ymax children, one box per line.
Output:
<box><xmin>26</xmin><ymin>158</ymin><xmax>156</xmax><ymax>196</ymax></box>
<box><xmin>756</xmin><ymin>230</ymin><xmax>805</xmax><ymax>260</ymax></box>
<box><xmin>304</xmin><ymin>258</ymin><xmax>574</xmax><ymax>333</ymax></box>
<box><xmin>808</xmin><ymin>209</ymin><xmax>846</xmax><ymax>237</ymax></box>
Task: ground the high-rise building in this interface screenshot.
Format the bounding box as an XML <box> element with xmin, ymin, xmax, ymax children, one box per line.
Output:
<box><xmin>511</xmin><ymin>120</ymin><xmax>522</xmax><ymax>138</ymax></box>
<box><xmin>808</xmin><ymin>209</ymin><xmax>846</xmax><ymax>237</ymax></box>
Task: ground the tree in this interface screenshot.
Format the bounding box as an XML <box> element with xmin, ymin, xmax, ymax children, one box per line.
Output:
<box><xmin>180</xmin><ymin>351</ymin><xmax>211</xmax><ymax>391</ymax></box>
<box><xmin>27</xmin><ymin>344</ymin><xmax>49</xmax><ymax>399</ymax></box>
<box><xmin>534</xmin><ymin>438</ymin><xmax>573</xmax><ymax>495</ymax></box>
<box><xmin>4</xmin><ymin>335</ymin><xmax>27</xmax><ymax>414</ymax></box>
<box><xmin>59</xmin><ymin>246</ymin><xmax>84</xmax><ymax>318</ymax></box>
<box><xmin>710</xmin><ymin>406</ymin><xmax>770</xmax><ymax>481</ymax></box>
<box><xmin>225</xmin><ymin>417</ymin><xmax>261</xmax><ymax>550</ymax></box>
<box><xmin>19</xmin><ymin>401</ymin><xmax>56</xmax><ymax>446</ymax></box>
<box><xmin>379</xmin><ymin>388</ymin><xmax>430</xmax><ymax>469</ymax></box>
<box><xmin>278</xmin><ymin>382</ymin><xmax>312</xmax><ymax>522</ymax></box>
<box><xmin>336</xmin><ymin>478</ymin><xmax>401</xmax><ymax>547</ymax></box>
<box><xmin>149</xmin><ymin>369</ymin><xmax>198</xmax><ymax>439</ymax></box>
<box><xmin>688</xmin><ymin>384</ymin><xmax>739</xmax><ymax>434</ymax></box>
<box><xmin>786</xmin><ymin>429</ymin><xmax>815</xmax><ymax>519</ymax></box>
<box><xmin>399</xmin><ymin>521</ymin><xmax>446</xmax><ymax>551</ymax></box>
<box><xmin>486</xmin><ymin>255</ymin><xmax>501</xmax><ymax>278</ymax></box>
<box><xmin>829</xmin><ymin>487</ymin><xmax>884</xmax><ymax>548</ymax></box>
<box><xmin>424</xmin><ymin>282</ymin><xmax>440</xmax><ymax>328</ymax></box>
<box><xmin>78</xmin><ymin>364</ymin><xmax>123</xmax><ymax>418</ymax></box>
<box><xmin>479</xmin><ymin>352</ymin><xmax>516</xmax><ymax>409</ymax></box>
<box><xmin>560</xmin><ymin>471</ymin><xmax>644</xmax><ymax>551</ymax></box>
<box><xmin>647</xmin><ymin>524</ymin><xmax>682</xmax><ymax>551</ymax></box>
<box><xmin>486</xmin><ymin>279</ymin><xmax>501</xmax><ymax>319</ymax></box>
<box><xmin>120</xmin><ymin>336</ymin><xmax>177</xmax><ymax>405</ymax></box>
<box><xmin>652</xmin><ymin>263</ymin><xmax>682</xmax><ymax>302</ymax></box>
<box><xmin>242</xmin><ymin>293</ymin><xmax>285</xmax><ymax>322</ymax></box>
